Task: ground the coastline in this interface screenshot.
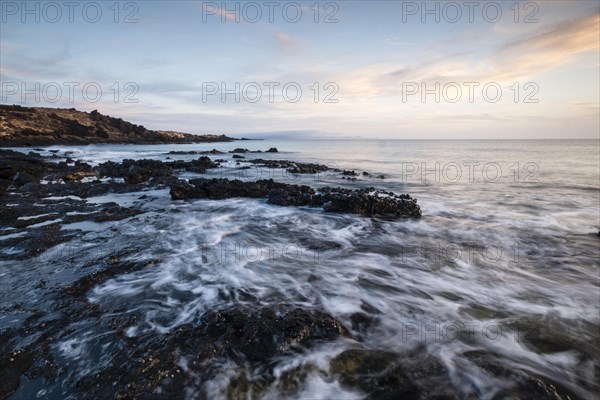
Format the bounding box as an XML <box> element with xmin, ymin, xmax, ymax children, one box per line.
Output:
<box><xmin>0</xmin><ymin>105</ymin><xmax>237</xmax><ymax>147</ymax></box>
<box><xmin>0</xmin><ymin>140</ymin><xmax>598</xmax><ymax>399</ymax></box>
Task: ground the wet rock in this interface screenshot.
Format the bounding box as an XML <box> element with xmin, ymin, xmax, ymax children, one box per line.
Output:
<box><xmin>205</xmin><ymin>148</ymin><xmax>225</xmax><ymax>154</ymax></box>
<box><xmin>349</xmin><ymin>312</ymin><xmax>376</xmax><ymax>336</ymax></box>
<box><xmin>342</xmin><ymin>170</ymin><xmax>358</xmax><ymax>176</ymax></box>
<box><xmin>0</xmin><ymin>223</ymin><xmax>80</xmax><ymax>261</ymax></box>
<box><xmin>14</xmin><ymin>212</ymin><xmax>59</xmax><ymax>229</ymax></box>
<box><xmin>95</xmin><ymin>159</ymin><xmax>173</xmax><ymax>184</ymax></box>
<box><xmin>170</xmin><ymin>178</ymin><xmax>300</xmax><ymax>200</ymax></box>
<box><xmin>330</xmin><ymin>348</ymin><xmax>420</xmax><ymax>399</ymax></box>
<box><xmin>167</xmin><ymin>150</ymin><xmax>200</xmax><ymax>155</ymax></box>
<box><xmin>64</xmin><ymin>171</ymin><xmax>97</xmax><ymax>181</ymax></box>
<box><xmin>317</xmin><ymin>187</ymin><xmax>421</xmax><ymax>217</ymax></box>
<box><xmin>95</xmin><ymin>157</ymin><xmax>219</xmax><ymax>184</ymax></box>
<box><xmin>248</xmin><ymin>159</ymin><xmax>333</xmax><ymax>174</ymax></box>
<box><xmin>73</xmin><ymin>305</ymin><xmax>349</xmax><ymax>399</ymax></box>
<box><xmin>169</xmin><ymin>180</ymin><xmax>196</xmax><ymax>200</ymax></box>
<box><xmin>230</xmin><ymin>148</ymin><xmax>250</xmax><ymax>153</ymax></box>
<box><xmin>12</xmin><ymin>171</ymin><xmax>37</xmax><ymax>187</ymax></box>
<box><xmin>266</xmin><ymin>147</ymin><xmax>278</xmax><ymax>153</ymax></box>
<box><xmin>167</xmin><ymin>156</ymin><xmax>218</xmax><ymax>173</ymax></box>
<box><xmin>63</xmin><ymin>257</ymin><xmax>156</xmax><ymax>298</ymax></box>
<box><xmin>267</xmin><ymin>186</ymin><xmax>317</xmax><ymax>207</ymax></box>
<box><xmin>197</xmin><ymin>306</ymin><xmax>350</xmax><ymax>362</ymax></box>
<box><xmin>467</xmin><ymin>353</ymin><xmax>579</xmax><ymax>400</ymax></box>
<box><xmin>232</xmin><ymin>154</ymin><xmax>245</xmax><ymax>159</ymax></box>
<box><xmin>0</xmin><ymin>149</ymin><xmax>48</xmax><ymax>193</ymax></box>
<box><xmin>167</xmin><ymin>149</ymin><xmax>225</xmax><ymax>155</ymax></box>
<box><xmin>170</xmin><ymin>179</ymin><xmax>421</xmax><ymax>218</ymax></box>
<box><xmin>93</xmin><ymin>203</ymin><xmax>142</xmax><ymax>222</ymax></box>
<box><xmin>0</xmin><ymin>344</ymin><xmax>37</xmax><ymax>399</ymax></box>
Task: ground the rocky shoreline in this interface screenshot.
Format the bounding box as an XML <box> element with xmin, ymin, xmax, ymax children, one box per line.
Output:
<box><xmin>0</xmin><ymin>148</ymin><xmax>579</xmax><ymax>399</ymax></box>
<box><xmin>0</xmin><ymin>147</ymin><xmax>425</xmax><ymax>398</ymax></box>
<box><xmin>0</xmin><ymin>148</ymin><xmax>420</xmax><ymax>260</ymax></box>
<box><xmin>0</xmin><ymin>105</ymin><xmax>236</xmax><ymax>146</ymax></box>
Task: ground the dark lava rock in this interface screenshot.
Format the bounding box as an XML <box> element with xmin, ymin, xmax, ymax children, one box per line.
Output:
<box><xmin>204</xmin><ymin>148</ymin><xmax>225</xmax><ymax>154</ymax></box>
<box><xmin>166</xmin><ymin>156</ymin><xmax>219</xmax><ymax>173</ymax></box>
<box><xmin>168</xmin><ymin>149</ymin><xmax>225</xmax><ymax>155</ymax></box>
<box><xmin>12</xmin><ymin>171</ymin><xmax>37</xmax><ymax>187</ymax></box>
<box><xmin>466</xmin><ymin>353</ymin><xmax>580</xmax><ymax>400</ymax></box>
<box><xmin>0</xmin><ymin>149</ymin><xmax>96</xmax><ymax>194</ymax></box>
<box><xmin>230</xmin><ymin>148</ymin><xmax>250</xmax><ymax>153</ymax></box>
<box><xmin>197</xmin><ymin>306</ymin><xmax>349</xmax><ymax>362</ymax></box>
<box><xmin>330</xmin><ymin>348</ymin><xmax>420</xmax><ymax>399</ymax></box>
<box><xmin>64</xmin><ymin>171</ymin><xmax>97</xmax><ymax>181</ymax></box>
<box><xmin>317</xmin><ymin>187</ymin><xmax>420</xmax><ymax>217</ymax></box>
<box><xmin>248</xmin><ymin>159</ymin><xmax>333</xmax><ymax>174</ymax></box>
<box><xmin>170</xmin><ymin>178</ymin><xmax>312</xmax><ymax>201</ymax></box>
<box><xmin>342</xmin><ymin>170</ymin><xmax>358</xmax><ymax>176</ymax></box>
<box><xmin>268</xmin><ymin>186</ymin><xmax>317</xmax><ymax>207</ymax></box>
<box><xmin>232</xmin><ymin>154</ymin><xmax>245</xmax><ymax>159</ymax></box>
<box><xmin>93</xmin><ymin>203</ymin><xmax>142</xmax><ymax>222</ymax></box>
<box><xmin>95</xmin><ymin>159</ymin><xmax>173</xmax><ymax>184</ymax></box>
<box><xmin>0</xmin><ymin>150</ymin><xmax>47</xmax><ymax>194</ymax></box>
<box><xmin>95</xmin><ymin>157</ymin><xmax>218</xmax><ymax>184</ymax></box>
<box><xmin>170</xmin><ymin>178</ymin><xmax>421</xmax><ymax>218</ymax></box>
<box><xmin>73</xmin><ymin>305</ymin><xmax>349</xmax><ymax>399</ymax></box>
<box><xmin>266</xmin><ymin>147</ymin><xmax>279</xmax><ymax>153</ymax></box>
<box><xmin>167</xmin><ymin>150</ymin><xmax>201</xmax><ymax>155</ymax></box>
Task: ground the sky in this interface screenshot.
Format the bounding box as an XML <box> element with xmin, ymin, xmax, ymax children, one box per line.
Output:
<box><xmin>1</xmin><ymin>0</ymin><xmax>599</xmax><ymax>139</ymax></box>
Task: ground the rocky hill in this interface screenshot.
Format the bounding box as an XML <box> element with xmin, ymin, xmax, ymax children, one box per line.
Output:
<box><xmin>0</xmin><ymin>105</ymin><xmax>235</xmax><ymax>146</ymax></box>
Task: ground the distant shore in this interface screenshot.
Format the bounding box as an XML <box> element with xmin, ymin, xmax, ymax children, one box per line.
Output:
<box><xmin>0</xmin><ymin>105</ymin><xmax>238</xmax><ymax>147</ymax></box>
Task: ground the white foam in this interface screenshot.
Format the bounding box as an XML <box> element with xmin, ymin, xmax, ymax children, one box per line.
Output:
<box><xmin>17</xmin><ymin>213</ymin><xmax>58</xmax><ymax>221</ymax></box>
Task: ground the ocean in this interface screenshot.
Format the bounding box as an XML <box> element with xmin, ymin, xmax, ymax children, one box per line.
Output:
<box><xmin>1</xmin><ymin>139</ymin><xmax>599</xmax><ymax>399</ymax></box>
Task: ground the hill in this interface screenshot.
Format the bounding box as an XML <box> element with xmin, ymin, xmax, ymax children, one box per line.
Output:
<box><xmin>0</xmin><ymin>105</ymin><xmax>235</xmax><ymax>146</ymax></box>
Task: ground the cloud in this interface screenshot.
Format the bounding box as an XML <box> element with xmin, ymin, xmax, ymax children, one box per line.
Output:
<box><xmin>568</xmin><ymin>101</ymin><xmax>600</xmax><ymax>117</ymax></box>
<box><xmin>308</xmin><ymin>11</ymin><xmax>599</xmax><ymax>102</ymax></box>
<box><xmin>490</xmin><ymin>12</ymin><xmax>600</xmax><ymax>81</ymax></box>
<box><xmin>272</xmin><ymin>31</ymin><xmax>297</xmax><ymax>53</ymax></box>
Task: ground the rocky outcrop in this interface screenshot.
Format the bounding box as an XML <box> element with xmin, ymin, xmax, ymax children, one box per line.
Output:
<box><xmin>170</xmin><ymin>178</ymin><xmax>421</xmax><ymax>218</ymax></box>
<box><xmin>247</xmin><ymin>158</ymin><xmax>332</xmax><ymax>174</ymax></box>
<box><xmin>0</xmin><ymin>150</ymin><xmax>47</xmax><ymax>194</ymax></box>
<box><xmin>0</xmin><ymin>105</ymin><xmax>236</xmax><ymax>146</ymax></box>
<box><xmin>169</xmin><ymin>177</ymin><xmax>304</xmax><ymax>200</ymax></box>
<box><xmin>95</xmin><ymin>157</ymin><xmax>219</xmax><ymax>184</ymax></box>
<box><xmin>230</xmin><ymin>148</ymin><xmax>250</xmax><ymax>153</ymax></box>
<box><xmin>330</xmin><ymin>347</ymin><xmax>420</xmax><ymax>399</ymax></box>
<box><xmin>195</xmin><ymin>306</ymin><xmax>350</xmax><ymax>362</ymax></box>
<box><xmin>167</xmin><ymin>149</ymin><xmax>225</xmax><ymax>155</ymax></box>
